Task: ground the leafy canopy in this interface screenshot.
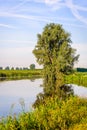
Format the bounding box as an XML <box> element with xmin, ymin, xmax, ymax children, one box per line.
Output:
<box><xmin>33</xmin><ymin>23</ymin><xmax>79</xmax><ymax>73</ymax></box>
<box><xmin>30</xmin><ymin>64</ymin><xmax>35</xmax><ymax>70</ymax></box>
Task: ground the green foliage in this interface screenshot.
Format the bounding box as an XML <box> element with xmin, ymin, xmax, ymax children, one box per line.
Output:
<box><xmin>33</xmin><ymin>23</ymin><xmax>79</xmax><ymax>99</ymax></box>
<box><xmin>0</xmin><ymin>67</ymin><xmax>3</xmax><ymax>70</ymax></box>
<box><xmin>0</xmin><ymin>69</ymin><xmax>42</xmax><ymax>80</ymax></box>
<box><xmin>0</xmin><ymin>96</ymin><xmax>87</xmax><ymax>130</ymax></box>
<box><xmin>30</xmin><ymin>64</ymin><xmax>35</xmax><ymax>70</ymax></box>
<box><xmin>43</xmin><ymin>63</ymin><xmax>64</xmax><ymax>97</ymax></box>
<box><xmin>64</xmin><ymin>72</ymin><xmax>87</xmax><ymax>87</ymax></box>
<box><xmin>5</xmin><ymin>66</ymin><xmax>10</xmax><ymax>70</ymax></box>
<box><xmin>77</xmin><ymin>67</ymin><xmax>87</xmax><ymax>72</ymax></box>
<box><xmin>33</xmin><ymin>23</ymin><xmax>79</xmax><ymax>74</ymax></box>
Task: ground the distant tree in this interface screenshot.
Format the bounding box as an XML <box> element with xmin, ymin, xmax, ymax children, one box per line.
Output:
<box><xmin>5</xmin><ymin>66</ymin><xmax>10</xmax><ymax>70</ymax></box>
<box><xmin>0</xmin><ymin>67</ymin><xmax>3</xmax><ymax>70</ymax></box>
<box><xmin>30</xmin><ymin>64</ymin><xmax>35</xmax><ymax>70</ymax></box>
<box><xmin>19</xmin><ymin>67</ymin><xmax>22</xmax><ymax>70</ymax></box>
<box><xmin>11</xmin><ymin>67</ymin><xmax>14</xmax><ymax>70</ymax></box>
<box><xmin>16</xmin><ymin>67</ymin><xmax>19</xmax><ymax>70</ymax></box>
<box><xmin>77</xmin><ymin>68</ymin><xmax>87</xmax><ymax>72</ymax></box>
<box><xmin>23</xmin><ymin>67</ymin><xmax>28</xmax><ymax>70</ymax></box>
<box><xmin>33</xmin><ymin>23</ymin><xmax>79</xmax><ymax>97</ymax></box>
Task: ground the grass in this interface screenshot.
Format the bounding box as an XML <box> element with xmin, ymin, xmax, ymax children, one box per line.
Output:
<box><xmin>64</xmin><ymin>72</ymin><xmax>87</xmax><ymax>87</ymax></box>
<box><xmin>1</xmin><ymin>70</ymin><xmax>87</xmax><ymax>87</ymax></box>
<box><xmin>0</xmin><ymin>96</ymin><xmax>87</xmax><ymax>130</ymax></box>
<box><xmin>0</xmin><ymin>69</ymin><xmax>42</xmax><ymax>80</ymax></box>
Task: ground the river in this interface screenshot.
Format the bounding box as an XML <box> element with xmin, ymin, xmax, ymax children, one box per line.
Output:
<box><xmin>0</xmin><ymin>78</ymin><xmax>87</xmax><ymax>117</ymax></box>
<box><xmin>0</xmin><ymin>79</ymin><xmax>43</xmax><ymax>117</ymax></box>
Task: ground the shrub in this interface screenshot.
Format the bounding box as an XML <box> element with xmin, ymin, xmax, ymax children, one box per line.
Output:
<box><xmin>0</xmin><ymin>96</ymin><xmax>87</xmax><ymax>130</ymax></box>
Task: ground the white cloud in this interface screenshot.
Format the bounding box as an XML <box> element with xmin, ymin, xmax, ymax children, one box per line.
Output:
<box><xmin>44</xmin><ymin>0</ymin><xmax>65</xmax><ymax>10</ymax></box>
<box><xmin>1</xmin><ymin>0</ymin><xmax>87</xmax><ymax>27</ymax></box>
<box><xmin>9</xmin><ymin>0</ymin><xmax>32</xmax><ymax>11</ymax></box>
<box><xmin>0</xmin><ymin>23</ymin><xmax>15</xmax><ymax>29</ymax></box>
<box><xmin>45</xmin><ymin>0</ymin><xmax>61</xmax><ymax>5</ymax></box>
<box><xmin>65</xmin><ymin>0</ymin><xmax>87</xmax><ymax>25</ymax></box>
<box><xmin>0</xmin><ymin>12</ymin><xmax>67</xmax><ymax>25</ymax></box>
<box><xmin>44</xmin><ymin>0</ymin><xmax>87</xmax><ymax>26</ymax></box>
<box><xmin>75</xmin><ymin>5</ymin><xmax>87</xmax><ymax>11</ymax></box>
<box><xmin>0</xmin><ymin>12</ymin><xmax>86</xmax><ymax>29</ymax></box>
<box><xmin>0</xmin><ymin>12</ymin><xmax>53</xmax><ymax>23</ymax></box>
<box><xmin>0</xmin><ymin>0</ymin><xmax>87</xmax><ymax>29</ymax></box>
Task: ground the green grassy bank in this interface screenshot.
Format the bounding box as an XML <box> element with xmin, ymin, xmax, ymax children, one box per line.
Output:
<box><xmin>1</xmin><ymin>70</ymin><xmax>87</xmax><ymax>87</ymax></box>
<box><xmin>0</xmin><ymin>96</ymin><xmax>87</xmax><ymax>130</ymax></box>
<box><xmin>64</xmin><ymin>72</ymin><xmax>87</xmax><ymax>87</ymax></box>
<box><xmin>0</xmin><ymin>69</ymin><xmax>42</xmax><ymax>80</ymax></box>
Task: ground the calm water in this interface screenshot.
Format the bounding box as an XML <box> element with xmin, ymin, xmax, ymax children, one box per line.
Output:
<box><xmin>0</xmin><ymin>79</ymin><xmax>43</xmax><ymax>117</ymax></box>
<box><xmin>0</xmin><ymin>79</ymin><xmax>87</xmax><ymax>117</ymax></box>
<box><xmin>72</xmin><ymin>84</ymin><xmax>87</xmax><ymax>98</ymax></box>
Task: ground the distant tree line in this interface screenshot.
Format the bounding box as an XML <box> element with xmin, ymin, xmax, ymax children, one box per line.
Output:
<box><xmin>0</xmin><ymin>64</ymin><xmax>36</xmax><ymax>70</ymax></box>
<box><xmin>77</xmin><ymin>67</ymin><xmax>87</xmax><ymax>72</ymax></box>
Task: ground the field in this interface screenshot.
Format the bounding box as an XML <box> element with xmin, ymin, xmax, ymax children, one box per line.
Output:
<box><xmin>64</xmin><ymin>72</ymin><xmax>87</xmax><ymax>87</ymax></box>
<box><xmin>0</xmin><ymin>69</ymin><xmax>42</xmax><ymax>80</ymax></box>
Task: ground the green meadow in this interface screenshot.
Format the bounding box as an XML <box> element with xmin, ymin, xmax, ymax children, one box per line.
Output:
<box><xmin>64</xmin><ymin>72</ymin><xmax>87</xmax><ymax>87</ymax></box>
<box><xmin>0</xmin><ymin>69</ymin><xmax>42</xmax><ymax>80</ymax></box>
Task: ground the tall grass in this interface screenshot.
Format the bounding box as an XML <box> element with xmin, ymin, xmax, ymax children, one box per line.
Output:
<box><xmin>0</xmin><ymin>96</ymin><xmax>87</xmax><ymax>130</ymax></box>
<box><xmin>0</xmin><ymin>69</ymin><xmax>42</xmax><ymax>80</ymax></box>
<box><xmin>1</xmin><ymin>70</ymin><xmax>87</xmax><ymax>87</ymax></box>
<box><xmin>64</xmin><ymin>72</ymin><xmax>87</xmax><ymax>87</ymax></box>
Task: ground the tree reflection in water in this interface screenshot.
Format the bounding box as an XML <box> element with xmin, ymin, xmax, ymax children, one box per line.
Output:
<box><xmin>33</xmin><ymin>84</ymin><xmax>74</xmax><ymax>108</ymax></box>
<box><xmin>60</xmin><ymin>84</ymin><xmax>74</xmax><ymax>99</ymax></box>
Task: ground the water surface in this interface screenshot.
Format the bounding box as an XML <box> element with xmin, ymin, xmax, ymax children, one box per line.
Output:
<box><xmin>0</xmin><ymin>79</ymin><xmax>43</xmax><ymax>117</ymax></box>
<box><xmin>72</xmin><ymin>84</ymin><xmax>87</xmax><ymax>98</ymax></box>
<box><xmin>0</xmin><ymin>79</ymin><xmax>87</xmax><ymax>117</ymax></box>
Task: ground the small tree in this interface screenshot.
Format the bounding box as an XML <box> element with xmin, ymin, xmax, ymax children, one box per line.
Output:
<box><xmin>5</xmin><ymin>66</ymin><xmax>10</xmax><ymax>70</ymax></box>
<box><xmin>16</xmin><ymin>67</ymin><xmax>19</xmax><ymax>70</ymax></box>
<box><xmin>11</xmin><ymin>67</ymin><xmax>14</xmax><ymax>70</ymax></box>
<box><xmin>23</xmin><ymin>67</ymin><xmax>28</xmax><ymax>70</ymax></box>
<box><xmin>0</xmin><ymin>67</ymin><xmax>3</xmax><ymax>70</ymax></box>
<box><xmin>33</xmin><ymin>23</ymin><xmax>79</xmax><ymax>97</ymax></box>
<box><xmin>30</xmin><ymin>64</ymin><xmax>35</xmax><ymax>70</ymax></box>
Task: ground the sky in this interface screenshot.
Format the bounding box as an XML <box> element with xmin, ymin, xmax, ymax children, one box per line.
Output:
<box><xmin>0</xmin><ymin>0</ymin><xmax>87</xmax><ymax>69</ymax></box>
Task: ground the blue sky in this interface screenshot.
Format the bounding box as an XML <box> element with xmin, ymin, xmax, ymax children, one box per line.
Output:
<box><xmin>0</xmin><ymin>0</ymin><xmax>87</xmax><ymax>68</ymax></box>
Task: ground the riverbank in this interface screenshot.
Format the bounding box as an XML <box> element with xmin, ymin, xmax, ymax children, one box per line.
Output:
<box><xmin>0</xmin><ymin>69</ymin><xmax>42</xmax><ymax>80</ymax></box>
<box><xmin>0</xmin><ymin>96</ymin><xmax>87</xmax><ymax>130</ymax></box>
<box><xmin>0</xmin><ymin>71</ymin><xmax>87</xmax><ymax>129</ymax></box>
<box><xmin>0</xmin><ymin>70</ymin><xmax>87</xmax><ymax>87</ymax></box>
<box><xmin>64</xmin><ymin>72</ymin><xmax>87</xmax><ymax>87</ymax></box>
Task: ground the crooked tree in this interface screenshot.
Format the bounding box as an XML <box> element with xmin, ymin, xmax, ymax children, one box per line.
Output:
<box><xmin>33</xmin><ymin>23</ymin><xmax>79</xmax><ymax>97</ymax></box>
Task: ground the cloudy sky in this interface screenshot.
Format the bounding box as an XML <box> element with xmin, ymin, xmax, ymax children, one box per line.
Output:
<box><xmin>0</xmin><ymin>0</ymin><xmax>87</xmax><ymax>68</ymax></box>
